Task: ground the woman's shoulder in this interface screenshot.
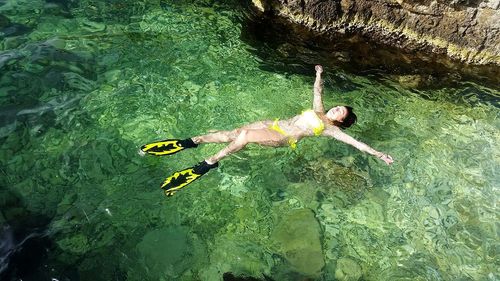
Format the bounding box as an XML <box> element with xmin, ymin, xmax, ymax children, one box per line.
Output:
<box><xmin>321</xmin><ymin>123</ymin><xmax>341</xmax><ymax>136</ymax></box>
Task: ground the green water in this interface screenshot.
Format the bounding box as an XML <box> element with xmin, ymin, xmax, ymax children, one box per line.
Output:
<box><xmin>0</xmin><ymin>0</ymin><xmax>499</xmax><ymax>280</ymax></box>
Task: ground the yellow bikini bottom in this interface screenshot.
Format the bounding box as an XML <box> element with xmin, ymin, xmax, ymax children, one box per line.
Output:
<box><xmin>269</xmin><ymin>119</ymin><xmax>297</xmax><ymax>149</ymax></box>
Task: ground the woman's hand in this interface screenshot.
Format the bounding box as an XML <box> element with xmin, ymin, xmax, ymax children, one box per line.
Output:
<box><xmin>315</xmin><ymin>65</ymin><xmax>323</xmax><ymax>74</ymax></box>
<box><xmin>379</xmin><ymin>154</ymin><xmax>394</xmax><ymax>165</ymax></box>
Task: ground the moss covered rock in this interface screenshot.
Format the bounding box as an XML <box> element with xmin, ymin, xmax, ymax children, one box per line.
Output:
<box><xmin>271</xmin><ymin>208</ymin><xmax>324</xmax><ymax>277</ymax></box>
<box><xmin>136</xmin><ymin>226</ymin><xmax>193</xmax><ymax>279</ymax></box>
<box><xmin>335</xmin><ymin>257</ymin><xmax>363</xmax><ymax>281</ymax></box>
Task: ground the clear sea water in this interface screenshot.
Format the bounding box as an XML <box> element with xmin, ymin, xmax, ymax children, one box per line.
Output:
<box><xmin>0</xmin><ymin>0</ymin><xmax>498</xmax><ymax>280</ymax></box>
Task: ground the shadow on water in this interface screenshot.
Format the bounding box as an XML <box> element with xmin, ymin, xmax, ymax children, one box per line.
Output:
<box><xmin>239</xmin><ymin>5</ymin><xmax>500</xmax><ymax>93</ymax></box>
<box><xmin>0</xmin><ymin>40</ymin><xmax>97</xmax><ymax>140</ymax></box>
<box><xmin>44</xmin><ymin>0</ymin><xmax>79</xmax><ymax>18</ymax></box>
<box><xmin>0</xmin><ymin>225</ymin><xmax>54</xmax><ymax>281</ymax></box>
<box><xmin>408</xmin><ymin>84</ymin><xmax>500</xmax><ymax>108</ymax></box>
<box><xmin>0</xmin><ymin>0</ymin><xmax>497</xmax><ymax>280</ymax></box>
<box><xmin>0</xmin><ymin>130</ymin><xmax>152</xmax><ymax>280</ymax></box>
<box><xmin>0</xmin><ymin>188</ymin><xmax>76</xmax><ymax>281</ymax></box>
<box><xmin>0</xmin><ymin>15</ymin><xmax>32</xmax><ymax>39</ymax></box>
<box><xmin>0</xmin><ymin>41</ymin><xmax>96</xmax><ymax>99</ymax></box>
<box><xmin>223</xmin><ymin>272</ymin><xmax>275</xmax><ymax>281</ymax></box>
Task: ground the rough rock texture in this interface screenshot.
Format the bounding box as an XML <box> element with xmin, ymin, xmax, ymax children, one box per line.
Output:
<box><xmin>252</xmin><ymin>0</ymin><xmax>500</xmax><ymax>66</ymax></box>
<box><xmin>270</xmin><ymin>208</ymin><xmax>324</xmax><ymax>277</ymax></box>
<box><xmin>136</xmin><ymin>227</ymin><xmax>193</xmax><ymax>279</ymax></box>
<box><xmin>335</xmin><ymin>257</ymin><xmax>363</xmax><ymax>281</ymax></box>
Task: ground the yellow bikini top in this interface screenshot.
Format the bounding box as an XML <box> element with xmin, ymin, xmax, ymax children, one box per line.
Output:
<box><xmin>269</xmin><ymin>110</ymin><xmax>325</xmax><ymax>149</ymax></box>
<box><xmin>300</xmin><ymin>109</ymin><xmax>325</xmax><ymax>136</ymax></box>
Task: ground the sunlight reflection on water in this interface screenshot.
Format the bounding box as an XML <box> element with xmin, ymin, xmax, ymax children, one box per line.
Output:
<box><xmin>0</xmin><ymin>0</ymin><xmax>498</xmax><ymax>280</ymax></box>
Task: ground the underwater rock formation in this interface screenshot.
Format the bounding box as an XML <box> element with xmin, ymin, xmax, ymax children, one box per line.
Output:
<box><xmin>136</xmin><ymin>227</ymin><xmax>193</xmax><ymax>279</ymax></box>
<box><xmin>334</xmin><ymin>257</ymin><xmax>363</xmax><ymax>281</ymax></box>
<box><xmin>251</xmin><ymin>0</ymin><xmax>500</xmax><ymax>66</ymax></box>
<box><xmin>270</xmin><ymin>208</ymin><xmax>324</xmax><ymax>277</ymax></box>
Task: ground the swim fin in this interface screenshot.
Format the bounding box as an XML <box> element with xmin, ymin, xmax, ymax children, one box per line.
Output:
<box><xmin>161</xmin><ymin>161</ymin><xmax>218</xmax><ymax>196</ymax></box>
<box><xmin>140</xmin><ymin>138</ymin><xmax>198</xmax><ymax>156</ymax></box>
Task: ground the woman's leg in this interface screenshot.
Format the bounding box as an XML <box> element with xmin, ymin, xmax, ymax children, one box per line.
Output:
<box><xmin>205</xmin><ymin>127</ymin><xmax>283</xmax><ymax>164</ymax></box>
<box><xmin>160</xmin><ymin>126</ymin><xmax>283</xmax><ymax>195</ymax></box>
<box><xmin>192</xmin><ymin>121</ymin><xmax>272</xmax><ymax>144</ymax></box>
<box><xmin>192</xmin><ymin>130</ymin><xmax>236</xmax><ymax>144</ymax></box>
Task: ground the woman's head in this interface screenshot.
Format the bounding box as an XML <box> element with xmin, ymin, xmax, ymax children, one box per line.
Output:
<box><xmin>326</xmin><ymin>106</ymin><xmax>357</xmax><ymax>129</ymax></box>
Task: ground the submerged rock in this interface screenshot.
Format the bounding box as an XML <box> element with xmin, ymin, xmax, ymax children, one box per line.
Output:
<box><xmin>136</xmin><ymin>227</ymin><xmax>193</xmax><ymax>278</ymax></box>
<box><xmin>270</xmin><ymin>208</ymin><xmax>324</xmax><ymax>277</ymax></box>
<box><xmin>204</xmin><ymin>238</ymin><xmax>273</xmax><ymax>279</ymax></box>
<box><xmin>283</xmin><ymin>157</ymin><xmax>372</xmax><ymax>204</ymax></box>
<box><xmin>334</xmin><ymin>257</ymin><xmax>362</xmax><ymax>281</ymax></box>
<box><xmin>223</xmin><ymin>272</ymin><xmax>274</xmax><ymax>281</ymax></box>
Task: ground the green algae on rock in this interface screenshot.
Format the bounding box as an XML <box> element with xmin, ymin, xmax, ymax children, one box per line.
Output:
<box><xmin>1</xmin><ymin>0</ymin><xmax>499</xmax><ymax>280</ymax></box>
<box><xmin>136</xmin><ymin>227</ymin><xmax>194</xmax><ymax>279</ymax></box>
<box><xmin>334</xmin><ymin>257</ymin><xmax>363</xmax><ymax>281</ymax></box>
<box><xmin>270</xmin><ymin>208</ymin><xmax>324</xmax><ymax>277</ymax></box>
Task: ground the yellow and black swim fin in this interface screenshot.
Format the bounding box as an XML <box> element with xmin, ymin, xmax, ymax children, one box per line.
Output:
<box><xmin>140</xmin><ymin>138</ymin><xmax>198</xmax><ymax>156</ymax></box>
<box><xmin>161</xmin><ymin>161</ymin><xmax>218</xmax><ymax>196</ymax></box>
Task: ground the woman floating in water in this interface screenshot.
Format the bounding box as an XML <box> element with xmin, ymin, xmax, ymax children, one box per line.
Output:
<box><xmin>141</xmin><ymin>65</ymin><xmax>394</xmax><ymax>196</ymax></box>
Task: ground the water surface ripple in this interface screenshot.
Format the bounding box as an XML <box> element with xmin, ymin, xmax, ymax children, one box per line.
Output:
<box><xmin>0</xmin><ymin>1</ymin><xmax>498</xmax><ymax>280</ymax></box>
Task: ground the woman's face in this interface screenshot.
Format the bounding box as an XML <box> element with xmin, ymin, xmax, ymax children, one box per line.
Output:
<box><xmin>326</xmin><ymin>106</ymin><xmax>348</xmax><ymax>122</ymax></box>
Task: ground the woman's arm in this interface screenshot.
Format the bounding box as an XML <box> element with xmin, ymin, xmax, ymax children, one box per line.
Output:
<box><xmin>313</xmin><ymin>65</ymin><xmax>325</xmax><ymax>113</ymax></box>
<box><xmin>323</xmin><ymin>127</ymin><xmax>394</xmax><ymax>165</ymax></box>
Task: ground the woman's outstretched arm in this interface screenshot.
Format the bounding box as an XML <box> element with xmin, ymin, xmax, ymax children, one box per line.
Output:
<box><xmin>323</xmin><ymin>127</ymin><xmax>394</xmax><ymax>165</ymax></box>
<box><xmin>313</xmin><ymin>65</ymin><xmax>325</xmax><ymax>113</ymax></box>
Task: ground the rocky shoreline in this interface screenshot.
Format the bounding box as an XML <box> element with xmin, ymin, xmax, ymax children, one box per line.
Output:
<box><xmin>249</xmin><ymin>0</ymin><xmax>500</xmax><ymax>85</ymax></box>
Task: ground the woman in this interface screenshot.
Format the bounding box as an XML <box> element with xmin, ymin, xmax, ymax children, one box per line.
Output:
<box><xmin>141</xmin><ymin>65</ymin><xmax>394</xmax><ymax>196</ymax></box>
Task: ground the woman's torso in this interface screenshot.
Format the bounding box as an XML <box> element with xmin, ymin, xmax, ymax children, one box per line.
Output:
<box><xmin>274</xmin><ymin>110</ymin><xmax>330</xmax><ymax>141</ymax></box>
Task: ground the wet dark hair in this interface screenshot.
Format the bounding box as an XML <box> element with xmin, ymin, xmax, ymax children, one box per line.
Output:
<box><xmin>338</xmin><ymin>106</ymin><xmax>357</xmax><ymax>129</ymax></box>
